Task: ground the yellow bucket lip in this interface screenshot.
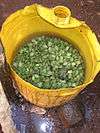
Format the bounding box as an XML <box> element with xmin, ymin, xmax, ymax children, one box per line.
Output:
<box><xmin>11</xmin><ymin>66</ymin><xmax>93</xmax><ymax>92</ymax></box>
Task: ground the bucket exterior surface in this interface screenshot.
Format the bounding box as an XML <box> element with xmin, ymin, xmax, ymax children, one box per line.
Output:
<box><xmin>0</xmin><ymin>4</ymin><xmax>100</xmax><ymax>107</ymax></box>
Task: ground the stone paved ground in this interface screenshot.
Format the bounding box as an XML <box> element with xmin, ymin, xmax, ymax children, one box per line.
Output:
<box><xmin>0</xmin><ymin>0</ymin><xmax>100</xmax><ymax>133</ymax></box>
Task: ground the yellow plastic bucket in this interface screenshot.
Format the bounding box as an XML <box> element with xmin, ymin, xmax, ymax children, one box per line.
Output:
<box><xmin>0</xmin><ymin>4</ymin><xmax>100</xmax><ymax>108</ymax></box>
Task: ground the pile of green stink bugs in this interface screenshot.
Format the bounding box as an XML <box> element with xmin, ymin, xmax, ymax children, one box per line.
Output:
<box><xmin>12</xmin><ymin>36</ymin><xmax>85</xmax><ymax>89</ymax></box>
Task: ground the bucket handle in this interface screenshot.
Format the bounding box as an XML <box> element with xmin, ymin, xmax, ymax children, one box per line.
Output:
<box><xmin>95</xmin><ymin>48</ymin><xmax>100</xmax><ymax>74</ymax></box>
<box><xmin>93</xmin><ymin>33</ymin><xmax>100</xmax><ymax>75</ymax></box>
<box><xmin>93</xmin><ymin>38</ymin><xmax>100</xmax><ymax>76</ymax></box>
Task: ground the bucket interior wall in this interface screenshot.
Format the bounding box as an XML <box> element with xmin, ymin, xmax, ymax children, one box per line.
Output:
<box><xmin>2</xmin><ymin>15</ymin><xmax>94</xmax><ymax>84</ymax></box>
